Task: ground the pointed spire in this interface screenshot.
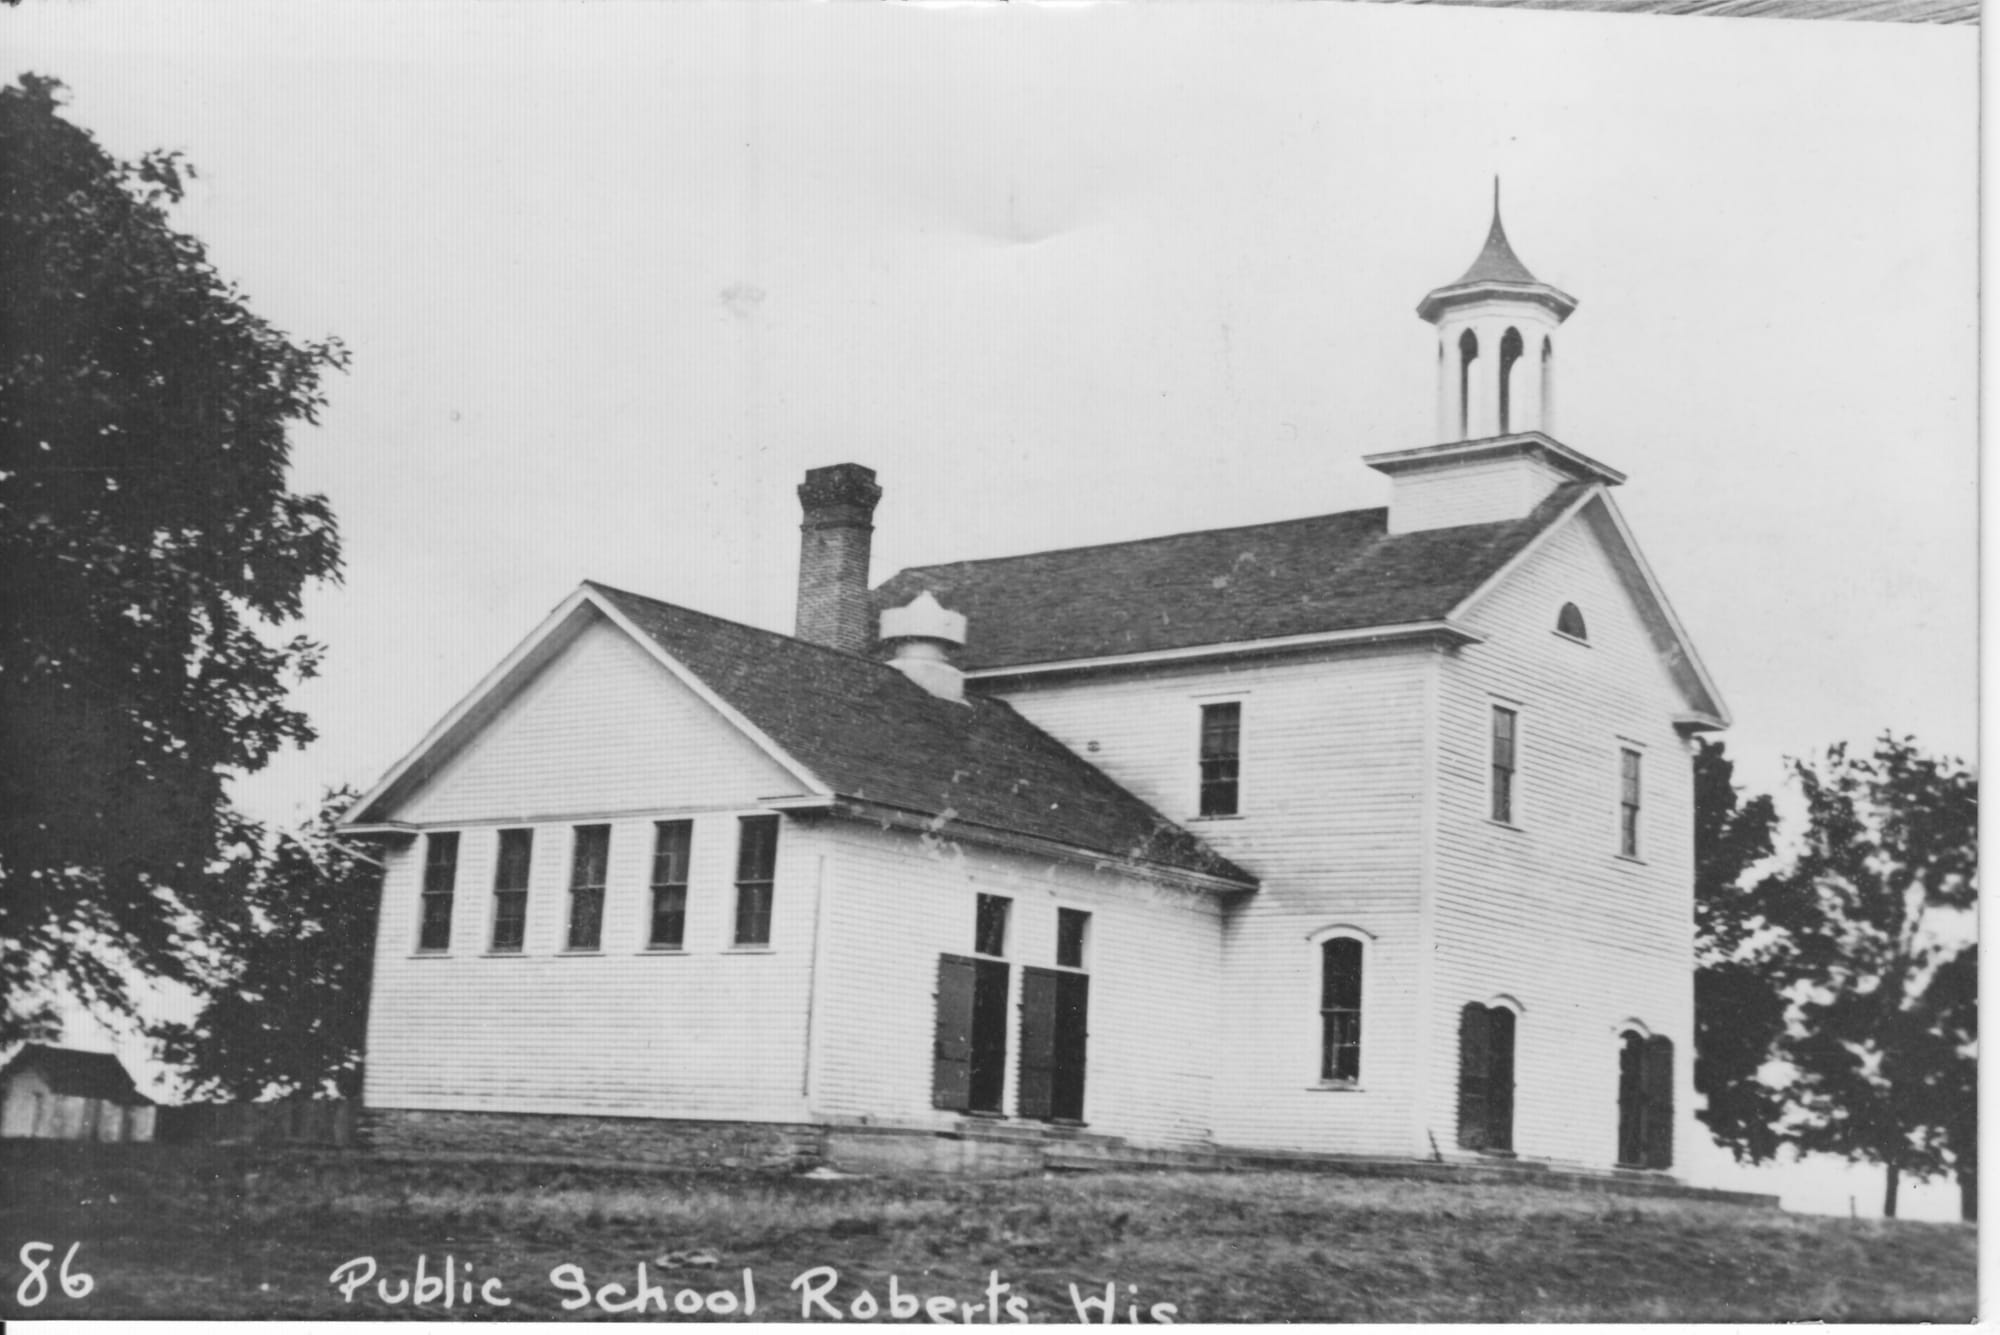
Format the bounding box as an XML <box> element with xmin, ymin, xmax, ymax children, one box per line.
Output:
<box><xmin>1416</xmin><ymin>182</ymin><xmax>1576</xmax><ymax>324</ymax></box>
<box><xmin>1455</xmin><ymin>177</ymin><xmax>1541</xmax><ymax>287</ymax></box>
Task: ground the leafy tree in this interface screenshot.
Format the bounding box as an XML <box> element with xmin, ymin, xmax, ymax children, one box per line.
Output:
<box><xmin>153</xmin><ymin>790</ymin><xmax>382</xmax><ymax>1100</ymax></box>
<box><xmin>1754</xmin><ymin>736</ymin><xmax>1978</xmax><ymax>1219</ymax></box>
<box><xmin>1690</xmin><ymin>739</ymin><xmax>1784</xmax><ymax>1161</ymax></box>
<box><xmin>1910</xmin><ymin>941</ymin><xmax>1976</xmax><ymax>1222</ymax></box>
<box><xmin>0</xmin><ymin>75</ymin><xmax>345</xmax><ymax>1040</ymax></box>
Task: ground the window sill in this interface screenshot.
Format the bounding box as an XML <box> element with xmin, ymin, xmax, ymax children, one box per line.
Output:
<box><xmin>1614</xmin><ymin>853</ymin><xmax>1647</xmax><ymax>866</ymax></box>
<box><xmin>1486</xmin><ymin>818</ymin><xmax>1525</xmax><ymax>833</ymax></box>
<box><xmin>1190</xmin><ymin>814</ymin><xmax>1246</xmax><ymax>823</ymax></box>
<box><xmin>640</xmin><ymin>946</ymin><xmax>688</xmax><ymax>955</ymax></box>
<box><xmin>408</xmin><ymin>951</ymin><xmax>452</xmax><ymax>959</ymax></box>
<box><xmin>1309</xmin><ymin>1082</ymin><xmax>1363</xmax><ymax>1093</ymax></box>
<box><xmin>1553</xmin><ymin>630</ymin><xmax>1590</xmax><ymax>647</ymax></box>
<box><xmin>482</xmin><ymin>950</ymin><xmax>528</xmax><ymax>958</ymax></box>
<box><xmin>558</xmin><ymin>949</ymin><xmax>604</xmax><ymax>957</ymax></box>
<box><xmin>725</xmin><ymin>946</ymin><xmax>776</xmax><ymax>955</ymax></box>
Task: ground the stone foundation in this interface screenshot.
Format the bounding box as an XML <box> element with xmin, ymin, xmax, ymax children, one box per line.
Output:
<box><xmin>367</xmin><ymin>1108</ymin><xmax>823</xmax><ymax>1172</ymax></box>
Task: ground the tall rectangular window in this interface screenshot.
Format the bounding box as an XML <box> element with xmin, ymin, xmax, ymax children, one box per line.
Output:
<box><xmin>649</xmin><ymin>820</ymin><xmax>692</xmax><ymax>950</ymax></box>
<box><xmin>1056</xmin><ymin>908</ymin><xmax>1090</xmax><ymax>970</ymax></box>
<box><xmin>733</xmin><ymin>815</ymin><xmax>779</xmax><ymax>946</ymax></box>
<box><xmin>1491</xmin><ymin>706</ymin><xmax>1518</xmax><ymax>824</ymax></box>
<box><xmin>418</xmin><ymin>832</ymin><xmax>459</xmax><ymax>952</ymax></box>
<box><xmin>1619</xmin><ymin>748</ymin><xmax>1643</xmax><ymax>857</ymax></box>
<box><xmin>567</xmin><ymin>824</ymin><xmax>610</xmax><ymax>950</ymax></box>
<box><xmin>1199</xmin><ymin>701</ymin><xmax>1242</xmax><ymax>817</ymax></box>
<box><xmin>975</xmin><ymin>894</ymin><xmax>1011</xmax><ymax>957</ymax></box>
<box><xmin>490</xmin><ymin>828</ymin><xmax>532</xmax><ymax>952</ymax></box>
<box><xmin>1320</xmin><ymin>937</ymin><xmax>1363</xmax><ymax>1084</ymax></box>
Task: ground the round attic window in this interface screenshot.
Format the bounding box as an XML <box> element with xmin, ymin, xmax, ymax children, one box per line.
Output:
<box><xmin>1556</xmin><ymin>602</ymin><xmax>1587</xmax><ymax>641</ymax></box>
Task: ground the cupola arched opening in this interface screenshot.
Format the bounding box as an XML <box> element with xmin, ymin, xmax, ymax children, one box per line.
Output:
<box><xmin>1540</xmin><ymin>336</ymin><xmax>1555</xmax><ymax>431</ymax></box>
<box><xmin>1557</xmin><ymin>602</ymin><xmax>1587</xmax><ymax>640</ymax></box>
<box><xmin>1457</xmin><ymin>328</ymin><xmax>1480</xmax><ymax>439</ymax></box>
<box><xmin>1498</xmin><ymin>327</ymin><xmax>1524</xmax><ymax>434</ymax></box>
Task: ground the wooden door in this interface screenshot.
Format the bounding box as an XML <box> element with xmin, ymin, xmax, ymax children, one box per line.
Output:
<box><xmin>1018</xmin><ymin>969</ymin><xmax>1089</xmax><ymax>1123</ymax></box>
<box><xmin>968</xmin><ymin>958</ymin><xmax>1011</xmax><ymax>1113</ymax></box>
<box><xmin>1487</xmin><ymin>1007</ymin><xmax>1515</xmax><ymax>1152</ymax></box>
<box><xmin>1051</xmin><ymin>971</ymin><xmax>1089</xmax><ymax>1122</ymax></box>
<box><xmin>1641</xmin><ymin>1035</ymin><xmax>1674</xmax><ymax>1169</ymax></box>
<box><xmin>1458</xmin><ymin>1003</ymin><xmax>1515</xmax><ymax>1153</ymax></box>
<box><xmin>1457</xmin><ymin>1004</ymin><xmax>1490</xmax><ymax>1150</ymax></box>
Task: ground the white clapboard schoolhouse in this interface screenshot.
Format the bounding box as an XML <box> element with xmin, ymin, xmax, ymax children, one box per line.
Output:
<box><xmin>342</xmin><ymin>204</ymin><xmax>1727</xmax><ymax>1176</ymax></box>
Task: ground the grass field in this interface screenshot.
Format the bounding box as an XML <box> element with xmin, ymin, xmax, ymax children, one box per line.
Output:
<box><xmin>0</xmin><ymin>1143</ymin><xmax>1976</xmax><ymax>1322</ymax></box>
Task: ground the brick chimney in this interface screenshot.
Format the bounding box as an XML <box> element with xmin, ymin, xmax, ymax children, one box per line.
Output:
<box><xmin>794</xmin><ymin>463</ymin><xmax>882</xmax><ymax>654</ymax></box>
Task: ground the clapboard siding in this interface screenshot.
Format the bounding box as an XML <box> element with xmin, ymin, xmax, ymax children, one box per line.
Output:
<box><xmin>992</xmin><ymin>647</ymin><xmax>1429</xmax><ymax>1156</ymax></box>
<box><xmin>1390</xmin><ymin>454</ymin><xmax>1568</xmax><ymax>533</ymax></box>
<box><xmin>366</xmin><ymin>810</ymin><xmax>817</xmax><ymax>1120</ymax></box>
<box><xmin>1426</xmin><ymin>505</ymin><xmax>1695</xmax><ymax>1170</ymax></box>
<box><xmin>807</xmin><ymin>823</ymin><xmax>1224</xmax><ymax>1149</ymax></box>
<box><xmin>400</xmin><ymin>614</ymin><xmax>797</xmax><ymax>826</ymax></box>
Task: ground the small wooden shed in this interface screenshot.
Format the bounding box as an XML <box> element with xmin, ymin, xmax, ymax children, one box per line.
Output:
<box><xmin>0</xmin><ymin>1045</ymin><xmax>156</xmax><ymax>1143</ymax></box>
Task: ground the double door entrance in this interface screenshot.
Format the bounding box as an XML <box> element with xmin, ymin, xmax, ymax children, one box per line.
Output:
<box><xmin>932</xmin><ymin>956</ymin><xmax>1088</xmax><ymax>1122</ymax></box>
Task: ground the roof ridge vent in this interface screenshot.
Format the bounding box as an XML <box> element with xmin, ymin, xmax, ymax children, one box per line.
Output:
<box><xmin>880</xmin><ymin>591</ymin><xmax>968</xmax><ymax>704</ymax></box>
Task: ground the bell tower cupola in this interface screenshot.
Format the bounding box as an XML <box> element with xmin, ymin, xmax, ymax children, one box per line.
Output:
<box><xmin>1418</xmin><ymin>180</ymin><xmax>1576</xmax><ymax>442</ymax></box>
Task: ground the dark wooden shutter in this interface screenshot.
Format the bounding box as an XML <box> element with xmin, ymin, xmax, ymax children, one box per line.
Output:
<box><xmin>1457</xmin><ymin>1004</ymin><xmax>1490</xmax><ymax>1150</ymax></box>
<box><xmin>932</xmin><ymin>955</ymin><xmax>976</xmax><ymax>1111</ymax></box>
<box><xmin>1052</xmin><ymin>972</ymin><xmax>1090</xmax><ymax>1122</ymax></box>
<box><xmin>1617</xmin><ymin>1033</ymin><xmax>1645</xmax><ymax>1167</ymax></box>
<box><xmin>1487</xmin><ymin>1007</ymin><xmax>1516</xmax><ymax>1152</ymax></box>
<box><xmin>1017</xmin><ymin>968</ymin><xmax>1058</xmax><ymax>1121</ymax></box>
<box><xmin>1643</xmin><ymin>1035</ymin><xmax>1675</xmax><ymax>1169</ymax></box>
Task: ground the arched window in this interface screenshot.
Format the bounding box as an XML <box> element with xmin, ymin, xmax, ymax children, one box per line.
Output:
<box><xmin>1320</xmin><ymin>936</ymin><xmax>1364</xmax><ymax>1084</ymax></box>
<box><xmin>1457</xmin><ymin>328</ymin><xmax>1479</xmax><ymax>439</ymax></box>
<box><xmin>1498</xmin><ymin>327</ymin><xmax>1524</xmax><ymax>434</ymax></box>
<box><xmin>1617</xmin><ymin>1031</ymin><xmax>1675</xmax><ymax>1169</ymax></box>
<box><xmin>1458</xmin><ymin>1001</ymin><xmax>1517</xmax><ymax>1152</ymax></box>
<box><xmin>1556</xmin><ymin>602</ymin><xmax>1587</xmax><ymax>640</ymax></box>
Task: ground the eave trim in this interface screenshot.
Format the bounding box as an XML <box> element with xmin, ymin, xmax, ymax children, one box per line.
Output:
<box><xmin>963</xmin><ymin>620</ymin><xmax>1483</xmax><ymax>682</ymax></box>
<box><xmin>802</xmin><ymin>796</ymin><xmax>1259</xmax><ymax>895</ymax></box>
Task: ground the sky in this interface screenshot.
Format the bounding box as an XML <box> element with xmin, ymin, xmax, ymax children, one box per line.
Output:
<box><xmin>7</xmin><ymin>1</ymin><xmax>1977</xmax><ymax>1220</ymax></box>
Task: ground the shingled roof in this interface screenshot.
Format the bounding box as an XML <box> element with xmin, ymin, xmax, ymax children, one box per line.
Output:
<box><xmin>1</xmin><ymin>1045</ymin><xmax>152</xmax><ymax>1105</ymax></box>
<box><xmin>874</xmin><ymin>483</ymin><xmax>1589</xmax><ymax>671</ymax></box>
<box><xmin>586</xmin><ymin>582</ymin><xmax>1253</xmax><ymax>887</ymax></box>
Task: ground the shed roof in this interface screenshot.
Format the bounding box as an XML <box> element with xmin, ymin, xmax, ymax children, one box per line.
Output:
<box><xmin>0</xmin><ymin>1045</ymin><xmax>152</xmax><ymax>1105</ymax></box>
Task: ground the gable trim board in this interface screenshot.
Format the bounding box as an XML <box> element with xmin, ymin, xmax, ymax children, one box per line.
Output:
<box><xmin>1449</xmin><ymin>489</ymin><xmax>1730</xmax><ymax>730</ymax></box>
<box><xmin>343</xmin><ymin>586</ymin><xmax>831</xmax><ymax>831</ymax></box>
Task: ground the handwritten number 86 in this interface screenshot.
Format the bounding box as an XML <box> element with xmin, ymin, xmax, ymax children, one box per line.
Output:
<box><xmin>17</xmin><ymin>1242</ymin><xmax>93</xmax><ymax>1306</ymax></box>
